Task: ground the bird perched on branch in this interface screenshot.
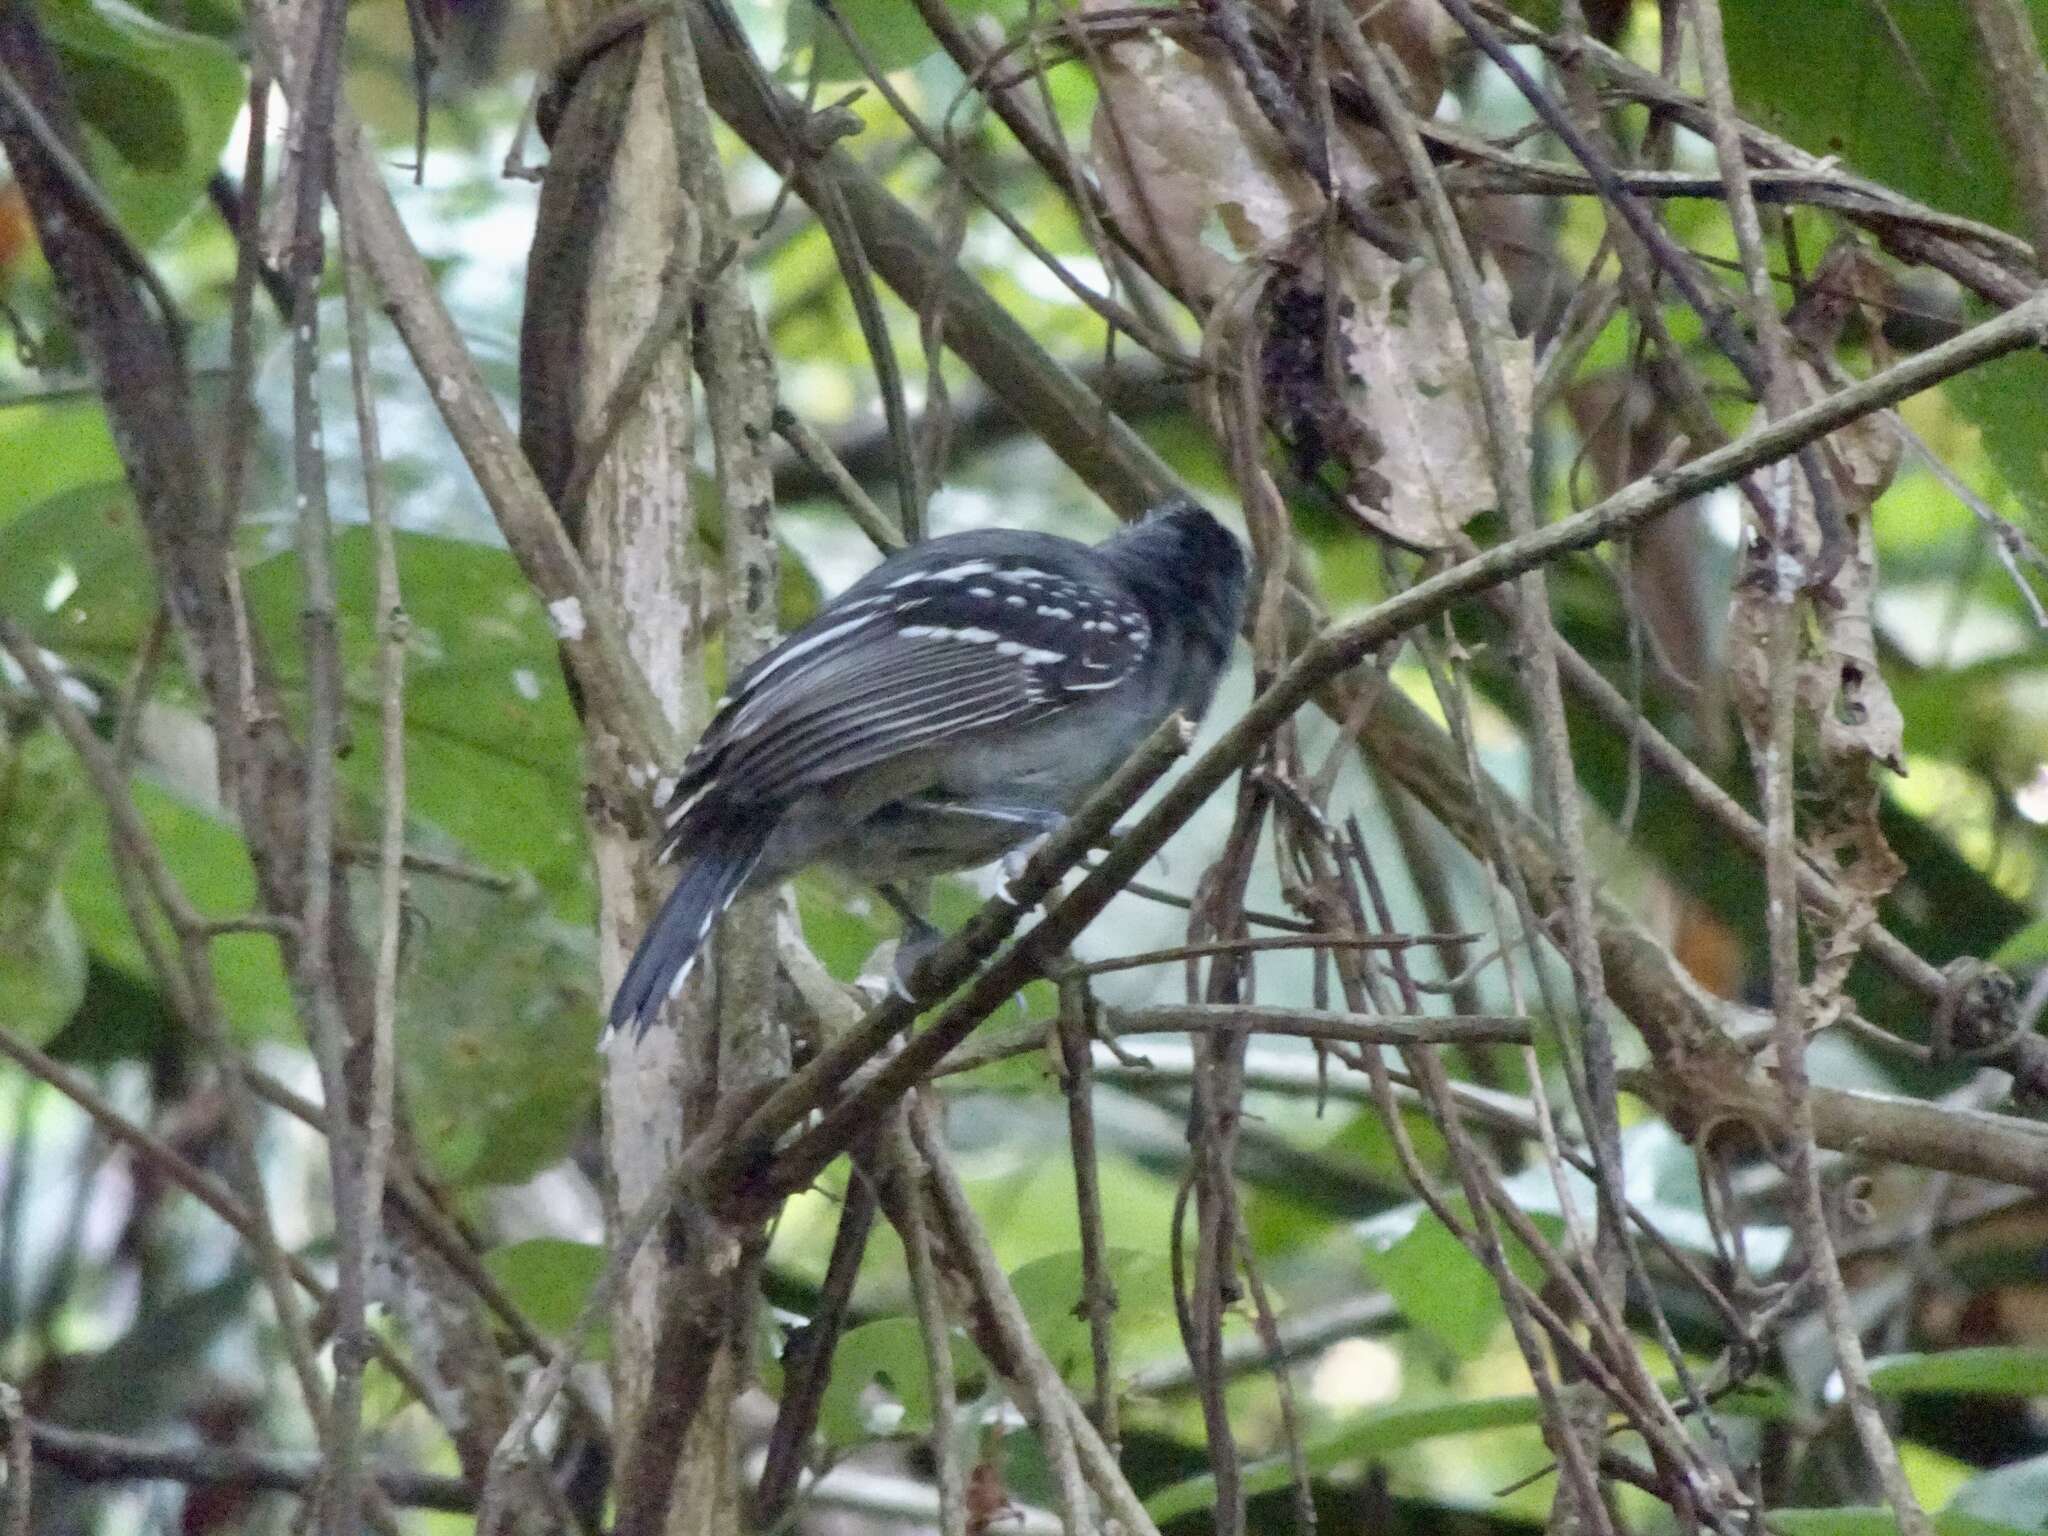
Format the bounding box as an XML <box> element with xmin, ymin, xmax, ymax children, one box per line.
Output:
<box><xmin>609</xmin><ymin>495</ymin><xmax>1248</xmax><ymax>1037</ymax></box>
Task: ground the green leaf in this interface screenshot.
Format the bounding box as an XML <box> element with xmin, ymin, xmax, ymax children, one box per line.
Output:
<box><xmin>1722</xmin><ymin>1</ymin><xmax>2044</xmax><ymax>235</ymax></box>
<box><xmin>1947</xmin><ymin>340</ymin><xmax>2048</xmax><ymax>533</ymax></box>
<box><xmin>1943</xmin><ymin>1517</ymin><xmax>2045</xmax><ymax>1536</ymax></box>
<box><xmin>1867</xmin><ymin>1347</ymin><xmax>2048</xmax><ymax>1397</ymax></box>
<box><xmin>1720</xmin><ymin>0</ymin><xmax>2048</xmax><ymax>537</ymax></box>
<box><xmin>483</xmin><ymin>1239</ymin><xmax>608</xmax><ymax>1355</ymax></box>
<box><xmin>1767</xmin><ymin>1512</ymin><xmax>1906</xmax><ymax>1536</ymax></box>
<box><xmin>790</xmin><ymin>0</ymin><xmax>1025</xmax><ymax>82</ymax></box>
<box><xmin>819</xmin><ymin>1317</ymin><xmax>985</xmax><ymax>1447</ymax></box>
<box><xmin>1765</xmin><ymin>1509</ymin><xmax>2039</xmax><ymax>1536</ymax></box>
<box><xmin>0</xmin><ymin>408</ymin><xmax>122</xmax><ymax>531</ymax></box>
<box><xmin>38</xmin><ymin>0</ymin><xmax>245</xmax><ymax>241</ymax></box>
<box><xmin>1357</xmin><ymin>1200</ymin><xmax>1556</xmax><ymax>1361</ymax></box>
<box><xmin>396</xmin><ymin>883</ymin><xmax>601</xmax><ymax>1188</ymax></box>
<box><xmin>1007</xmin><ymin>1248</ymin><xmax>1163</xmax><ymax>1390</ymax></box>
<box><xmin>1357</xmin><ymin>1208</ymin><xmax>1494</xmax><ymax>1358</ymax></box>
<box><xmin>240</xmin><ymin>529</ymin><xmax>592</xmax><ymax>921</ymax></box>
<box><xmin>0</xmin><ymin>729</ymin><xmax>90</xmax><ymax>1044</ymax></box>
<box><xmin>0</xmin><ymin>889</ymin><xmax>88</xmax><ymax>1046</ymax></box>
<box><xmin>0</xmin><ymin>482</ymin><xmax>158</xmax><ymax>669</ymax></box>
<box><xmin>61</xmin><ymin>778</ymin><xmax>296</xmax><ymax>1041</ymax></box>
<box><xmin>1145</xmin><ymin>1394</ymin><xmax>1547</xmax><ymax>1523</ymax></box>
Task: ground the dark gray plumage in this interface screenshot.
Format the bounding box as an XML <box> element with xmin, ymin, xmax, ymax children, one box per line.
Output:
<box><xmin>610</xmin><ymin>496</ymin><xmax>1248</xmax><ymax>1035</ymax></box>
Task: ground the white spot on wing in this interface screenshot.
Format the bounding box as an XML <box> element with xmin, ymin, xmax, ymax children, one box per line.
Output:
<box><xmin>889</xmin><ymin>560</ymin><xmax>995</xmax><ymax>588</ymax></box>
<box><xmin>996</xmin><ymin>640</ymin><xmax>1063</xmax><ymax>663</ymax></box>
<box><xmin>900</xmin><ymin>624</ymin><xmax>1000</xmax><ymax>644</ymax></box>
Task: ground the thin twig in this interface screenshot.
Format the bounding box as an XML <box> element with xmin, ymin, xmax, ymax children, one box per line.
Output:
<box><xmin>878</xmin><ymin>1111</ymin><xmax>968</xmax><ymax>1536</ymax></box>
<box><xmin>279</xmin><ymin>0</ymin><xmax>363</xmax><ymax>1513</ymax></box>
<box><xmin>911</xmin><ymin>1102</ymin><xmax>1163</xmax><ymax>1536</ymax></box>
<box><xmin>754</xmin><ymin>1177</ymin><xmax>878</xmax><ymax>1525</ymax></box>
<box><xmin>771</xmin><ymin>404</ymin><xmax>905</xmax><ymax>552</ymax></box>
<box><xmin>0</xmin><ymin>624</ymin><xmax>338</xmax><ymax>1447</ymax></box>
<box><xmin>1059</xmin><ymin>931</ymin><xmax>1479</xmax><ymax>976</ymax></box>
<box><xmin>22</xmin><ymin>1419</ymin><xmax>469</xmax><ymax>1512</ymax></box>
<box><xmin>338</xmin><ymin>171</ymin><xmax>406</xmax><ymax>1536</ymax></box>
<box><xmin>1056</xmin><ymin>978</ymin><xmax>1120</xmax><ymax>1456</ymax></box>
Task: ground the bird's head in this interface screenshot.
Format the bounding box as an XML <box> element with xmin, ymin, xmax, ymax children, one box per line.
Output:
<box><xmin>1104</xmin><ymin>496</ymin><xmax>1249</xmax><ymax>656</ymax></box>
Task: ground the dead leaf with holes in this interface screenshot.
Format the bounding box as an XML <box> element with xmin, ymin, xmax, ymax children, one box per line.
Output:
<box><xmin>1727</xmin><ymin>247</ymin><xmax>1906</xmax><ymax>1029</ymax></box>
<box><xmin>1085</xmin><ymin>0</ymin><xmax>1530</xmax><ymax>549</ymax></box>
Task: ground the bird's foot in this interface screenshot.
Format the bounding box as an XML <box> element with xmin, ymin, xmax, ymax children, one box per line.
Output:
<box><xmin>997</xmin><ymin>837</ymin><xmax>1052</xmax><ymax>902</ymax></box>
<box><xmin>890</xmin><ymin>916</ymin><xmax>945</xmax><ymax>1001</ymax></box>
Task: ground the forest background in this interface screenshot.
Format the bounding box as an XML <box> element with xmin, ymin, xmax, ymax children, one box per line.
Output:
<box><xmin>7</xmin><ymin>2</ymin><xmax>2048</xmax><ymax>1535</ymax></box>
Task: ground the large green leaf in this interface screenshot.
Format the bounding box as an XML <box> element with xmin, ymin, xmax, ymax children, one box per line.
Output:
<box><xmin>1357</xmin><ymin>1199</ymin><xmax>1558</xmax><ymax>1362</ymax></box>
<box><xmin>1944</xmin><ymin>337</ymin><xmax>2048</xmax><ymax>531</ymax></box>
<box><xmin>1723</xmin><ymin>2</ymin><xmax>2042</xmax><ymax>234</ymax></box>
<box><xmin>240</xmin><ymin>528</ymin><xmax>593</xmax><ymax>921</ymax></box>
<box><xmin>789</xmin><ymin>0</ymin><xmax>1027</xmax><ymax>83</ymax></box>
<box><xmin>1008</xmin><ymin>1247</ymin><xmax>1165</xmax><ymax>1390</ymax></box>
<box><xmin>1948</xmin><ymin>1453</ymin><xmax>2048</xmax><ymax>1533</ymax></box>
<box><xmin>60</xmin><ymin>777</ymin><xmax>296</xmax><ymax>1041</ymax></box>
<box><xmin>0</xmin><ymin>408</ymin><xmax>122</xmax><ymax>531</ymax></box>
<box><xmin>483</xmin><ymin>1238</ymin><xmax>608</xmax><ymax>1354</ymax></box>
<box><xmin>396</xmin><ymin>880</ymin><xmax>601</xmax><ymax>1188</ymax></box>
<box><xmin>0</xmin><ymin>482</ymin><xmax>159</xmax><ymax>674</ymax></box>
<box><xmin>1867</xmin><ymin>1348</ymin><xmax>2048</xmax><ymax>1398</ymax></box>
<box><xmin>819</xmin><ymin>1316</ymin><xmax>987</xmax><ymax>1448</ymax></box>
<box><xmin>38</xmin><ymin>0</ymin><xmax>245</xmax><ymax>242</ymax></box>
<box><xmin>1768</xmin><ymin>1510</ymin><xmax>2037</xmax><ymax>1536</ymax></box>
<box><xmin>1721</xmin><ymin>6</ymin><xmax>2048</xmax><ymax>537</ymax></box>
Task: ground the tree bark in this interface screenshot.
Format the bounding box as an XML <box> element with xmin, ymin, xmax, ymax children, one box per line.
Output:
<box><xmin>520</xmin><ymin>6</ymin><xmax>780</xmax><ymax>1530</ymax></box>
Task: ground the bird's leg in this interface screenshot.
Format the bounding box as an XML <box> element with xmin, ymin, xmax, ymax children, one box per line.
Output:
<box><xmin>999</xmin><ymin>836</ymin><xmax>1051</xmax><ymax>893</ymax></box>
<box><xmin>876</xmin><ymin>882</ymin><xmax>944</xmax><ymax>999</ymax></box>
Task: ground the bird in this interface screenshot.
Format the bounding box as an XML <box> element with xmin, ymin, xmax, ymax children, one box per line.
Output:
<box><xmin>608</xmin><ymin>495</ymin><xmax>1249</xmax><ymax>1036</ymax></box>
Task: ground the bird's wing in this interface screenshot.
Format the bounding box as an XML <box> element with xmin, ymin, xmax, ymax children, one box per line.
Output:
<box><xmin>656</xmin><ymin>563</ymin><xmax>1151</xmax><ymax>848</ymax></box>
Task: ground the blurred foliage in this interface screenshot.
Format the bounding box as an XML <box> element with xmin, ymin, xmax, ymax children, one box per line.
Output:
<box><xmin>3</xmin><ymin>1</ymin><xmax>2048</xmax><ymax>1534</ymax></box>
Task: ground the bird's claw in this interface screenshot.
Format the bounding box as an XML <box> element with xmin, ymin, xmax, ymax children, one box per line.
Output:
<box><xmin>889</xmin><ymin>919</ymin><xmax>945</xmax><ymax>1001</ymax></box>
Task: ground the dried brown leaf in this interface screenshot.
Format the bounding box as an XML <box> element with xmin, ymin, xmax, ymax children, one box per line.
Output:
<box><xmin>1728</xmin><ymin>309</ymin><xmax>1906</xmax><ymax>1026</ymax></box>
<box><xmin>1087</xmin><ymin>11</ymin><xmax>1528</xmax><ymax>549</ymax></box>
<box><xmin>1087</xmin><ymin>24</ymin><xmax>1325</xmax><ymax>305</ymax></box>
<box><xmin>1329</xmin><ymin>244</ymin><xmax>1533</xmax><ymax>547</ymax></box>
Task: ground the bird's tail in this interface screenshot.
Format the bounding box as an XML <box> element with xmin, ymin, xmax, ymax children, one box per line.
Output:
<box><xmin>608</xmin><ymin>820</ymin><xmax>771</xmax><ymax>1038</ymax></box>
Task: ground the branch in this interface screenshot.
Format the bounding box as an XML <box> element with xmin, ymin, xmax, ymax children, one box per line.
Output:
<box><xmin>24</xmin><ymin>1420</ymin><xmax>469</xmax><ymax>1513</ymax></box>
<box><xmin>308</xmin><ymin>48</ymin><xmax>681</xmax><ymax>776</ymax></box>
<box><xmin>686</xmin><ymin>0</ymin><xmax>1186</xmax><ymax>519</ymax></box>
<box><xmin>1962</xmin><ymin>0</ymin><xmax>2048</xmax><ymax>264</ymax></box>
<box><xmin>910</xmin><ymin>1101</ymin><xmax>1164</xmax><ymax>1536</ymax></box>
<box><xmin>0</xmin><ymin>1023</ymin><xmax>435</xmax><ymax>1406</ymax></box>
<box><xmin>701</xmin><ymin>287</ymin><xmax>2048</xmax><ymax>1207</ymax></box>
<box><xmin>1471</xmin><ymin>0</ymin><xmax>2044</xmax><ymax>310</ymax></box>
